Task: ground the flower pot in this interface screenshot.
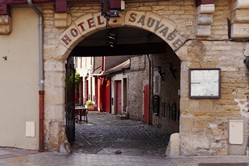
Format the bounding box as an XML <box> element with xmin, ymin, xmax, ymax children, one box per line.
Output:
<box><xmin>87</xmin><ymin>105</ymin><xmax>95</xmax><ymax>111</ymax></box>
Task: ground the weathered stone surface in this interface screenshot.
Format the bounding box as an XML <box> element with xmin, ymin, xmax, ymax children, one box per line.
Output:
<box><xmin>232</xmin><ymin>9</ymin><xmax>249</xmax><ymax>23</ymax></box>
<box><xmin>196</xmin><ymin>25</ymin><xmax>211</xmax><ymax>36</ymax></box>
<box><xmin>166</xmin><ymin>133</ymin><xmax>180</xmax><ymax>157</ymax></box>
<box><xmin>234</xmin><ymin>0</ymin><xmax>249</xmax><ymax>9</ymax></box>
<box><xmin>231</xmin><ymin>23</ymin><xmax>249</xmax><ymax>38</ymax></box>
<box><xmin>196</xmin><ymin>14</ymin><xmax>213</xmax><ymax>25</ymax></box>
<box><xmin>0</xmin><ymin>15</ymin><xmax>10</xmax><ymax>24</ymax></box>
<box><xmin>54</xmin><ymin>13</ymin><xmax>72</xmax><ymax>28</ymax></box>
<box><xmin>0</xmin><ymin>15</ymin><xmax>11</xmax><ymax>35</ymax></box>
<box><xmin>40</xmin><ymin>1</ymin><xmax>249</xmax><ymax>156</ymax></box>
<box><xmin>197</xmin><ymin>4</ymin><xmax>215</xmax><ymax>14</ymax></box>
<box><xmin>48</xmin><ymin>121</ymin><xmax>67</xmax><ymax>151</ymax></box>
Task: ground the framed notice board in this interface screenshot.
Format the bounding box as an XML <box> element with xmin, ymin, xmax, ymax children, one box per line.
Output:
<box><xmin>189</xmin><ymin>68</ymin><xmax>221</xmax><ymax>99</ymax></box>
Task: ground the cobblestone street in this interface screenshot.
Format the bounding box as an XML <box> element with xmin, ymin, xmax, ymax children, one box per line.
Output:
<box><xmin>73</xmin><ymin>111</ymin><xmax>170</xmax><ymax>156</ymax></box>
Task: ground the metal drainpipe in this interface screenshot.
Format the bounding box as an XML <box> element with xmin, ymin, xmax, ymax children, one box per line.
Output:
<box><xmin>27</xmin><ymin>0</ymin><xmax>45</xmax><ymax>152</ymax></box>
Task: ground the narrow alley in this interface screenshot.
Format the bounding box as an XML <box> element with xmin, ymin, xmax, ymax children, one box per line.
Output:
<box><xmin>72</xmin><ymin>111</ymin><xmax>170</xmax><ymax>156</ymax></box>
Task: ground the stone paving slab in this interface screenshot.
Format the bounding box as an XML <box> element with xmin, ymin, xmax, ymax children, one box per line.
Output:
<box><xmin>199</xmin><ymin>163</ymin><xmax>249</xmax><ymax>166</ymax></box>
<box><xmin>0</xmin><ymin>148</ymin><xmax>37</xmax><ymax>160</ymax></box>
<box><xmin>0</xmin><ymin>148</ymin><xmax>248</xmax><ymax>166</ymax></box>
<box><xmin>0</xmin><ymin>151</ymin><xmax>248</xmax><ymax>166</ymax></box>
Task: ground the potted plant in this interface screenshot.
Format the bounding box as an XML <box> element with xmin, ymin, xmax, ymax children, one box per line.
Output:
<box><xmin>85</xmin><ymin>100</ymin><xmax>95</xmax><ymax>111</ymax></box>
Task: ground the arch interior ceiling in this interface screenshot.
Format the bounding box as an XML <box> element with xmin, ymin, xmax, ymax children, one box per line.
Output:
<box><xmin>72</xmin><ymin>27</ymin><xmax>172</xmax><ymax>57</ymax></box>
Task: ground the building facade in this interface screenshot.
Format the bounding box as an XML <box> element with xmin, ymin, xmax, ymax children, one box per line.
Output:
<box><xmin>0</xmin><ymin>0</ymin><xmax>249</xmax><ymax>156</ymax></box>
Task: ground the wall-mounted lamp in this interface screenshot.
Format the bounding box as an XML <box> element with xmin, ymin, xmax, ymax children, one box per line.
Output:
<box><xmin>100</xmin><ymin>0</ymin><xmax>121</xmax><ymax>21</ymax></box>
<box><xmin>2</xmin><ymin>56</ymin><xmax>7</xmax><ymax>61</ymax></box>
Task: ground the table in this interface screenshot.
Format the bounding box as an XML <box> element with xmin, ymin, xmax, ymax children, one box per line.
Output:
<box><xmin>75</xmin><ymin>106</ymin><xmax>88</xmax><ymax>123</ymax></box>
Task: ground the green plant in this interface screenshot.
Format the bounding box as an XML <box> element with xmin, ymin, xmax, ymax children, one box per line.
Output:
<box><xmin>86</xmin><ymin>100</ymin><xmax>94</xmax><ymax>107</ymax></box>
<box><xmin>75</xmin><ymin>73</ymin><xmax>81</xmax><ymax>85</ymax></box>
<box><xmin>65</xmin><ymin>73</ymin><xmax>81</xmax><ymax>87</ymax></box>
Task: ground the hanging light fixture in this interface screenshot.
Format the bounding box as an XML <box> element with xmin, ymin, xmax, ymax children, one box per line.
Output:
<box><xmin>107</xmin><ymin>29</ymin><xmax>117</xmax><ymax>47</ymax></box>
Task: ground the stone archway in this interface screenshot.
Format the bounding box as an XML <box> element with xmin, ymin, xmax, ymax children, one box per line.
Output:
<box><xmin>57</xmin><ymin>11</ymin><xmax>187</xmax><ymax>60</ymax></box>
<box><xmin>45</xmin><ymin>11</ymin><xmax>188</xmax><ymax>151</ymax></box>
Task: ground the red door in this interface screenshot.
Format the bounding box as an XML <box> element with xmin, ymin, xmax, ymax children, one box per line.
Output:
<box><xmin>144</xmin><ymin>85</ymin><xmax>149</xmax><ymax>123</ymax></box>
<box><xmin>115</xmin><ymin>81</ymin><xmax>122</xmax><ymax>114</ymax></box>
<box><xmin>105</xmin><ymin>80</ymin><xmax>111</xmax><ymax>113</ymax></box>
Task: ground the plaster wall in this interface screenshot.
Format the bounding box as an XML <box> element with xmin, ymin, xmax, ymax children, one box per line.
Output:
<box><xmin>0</xmin><ymin>8</ymin><xmax>39</xmax><ymax>150</ymax></box>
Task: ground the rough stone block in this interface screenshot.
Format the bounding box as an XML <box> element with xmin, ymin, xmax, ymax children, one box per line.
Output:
<box><xmin>0</xmin><ymin>15</ymin><xmax>10</xmax><ymax>25</ymax></box>
<box><xmin>54</xmin><ymin>13</ymin><xmax>68</xmax><ymax>20</ymax></box>
<box><xmin>231</xmin><ymin>23</ymin><xmax>249</xmax><ymax>38</ymax></box>
<box><xmin>166</xmin><ymin>133</ymin><xmax>180</xmax><ymax>157</ymax></box>
<box><xmin>44</xmin><ymin>44</ymin><xmax>70</xmax><ymax>60</ymax></box>
<box><xmin>196</xmin><ymin>14</ymin><xmax>213</xmax><ymax>25</ymax></box>
<box><xmin>234</xmin><ymin>0</ymin><xmax>249</xmax><ymax>9</ymax></box>
<box><xmin>197</xmin><ymin>4</ymin><xmax>215</xmax><ymax>14</ymax></box>
<box><xmin>54</xmin><ymin>13</ymin><xmax>72</xmax><ymax>28</ymax></box>
<box><xmin>196</xmin><ymin>25</ymin><xmax>211</xmax><ymax>36</ymax></box>
<box><xmin>199</xmin><ymin>100</ymin><xmax>213</xmax><ymax>112</ymax></box>
<box><xmin>181</xmin><ymin>135</ymin><xmax>210</xmax><ymax>156</ymax></box>
<box><xmin>54</xmin><ymin>19</ymin><xmax>68</xmax><ymax>28</ymax></box>
<box><xmin>232</xmin><ymin>9</ymin><xmax>249</xmax><ymax>23</ymax></box>
<box><xmin>0</xmin><ymin>15</ymin><xmax>11</xmax><ymax>35</ymax></box>
<box><xmin>45</xmin><ymin>105</ymin><xmax>64</xmax><ymax>121</ymax></box>
<box><xmin>45</xmin><ymin>87</ymin><xmax>65</xmax><ymax>105</ymax></box>
<box><xmin>180</xmin><ymin>116</ymin><xmax>193</xmax><ymax>134</ymax></box>
<box><xmin>0</xmin><ymin>24</ymin><xmax>11</xmax><ymax>35</ymax></box>
<box><xmin>44</xmin><ymin>60</ymin><xmax>65</xmax><ymax>72</ymax></box>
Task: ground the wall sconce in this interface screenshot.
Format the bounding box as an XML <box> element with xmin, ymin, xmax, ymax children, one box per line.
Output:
<box><xmin>101</xmin><ymin>0</ymin><xmax>121</xmax><ymax>21</ymax></box>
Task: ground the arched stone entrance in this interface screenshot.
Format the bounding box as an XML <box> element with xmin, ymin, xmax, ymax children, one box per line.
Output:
<box><xmin>44</xmin><ymin>11</ymin><xmax>188</xmax><ymax>152</ymax></box>
<box><xmin>57</xmin><ymin>11</ymin><xmax>187</xmax><ymax>59</ymax></box>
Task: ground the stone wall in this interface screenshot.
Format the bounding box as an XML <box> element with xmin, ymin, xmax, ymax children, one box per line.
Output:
<box><xmin>127</xmin><ymin>55</ymin><xmax>149</xmax><ymax>121</ymax></box>
<box><xmin>39</xmin><ymin>0</ymin><xmax>249</xmax><ymax>155</ymax></box>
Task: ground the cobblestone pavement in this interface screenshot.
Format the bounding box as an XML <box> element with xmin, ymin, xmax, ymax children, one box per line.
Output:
<box><xmin>73</xmin><ymin>111</ymin><xmax>170</xmax><ymax>156</ymax></box>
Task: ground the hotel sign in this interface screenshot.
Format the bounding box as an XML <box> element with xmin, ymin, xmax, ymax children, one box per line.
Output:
<box><xmin>60</xmin><ymin>11</ymin><xmax>186</xmax><ymax>51</ymax></box>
